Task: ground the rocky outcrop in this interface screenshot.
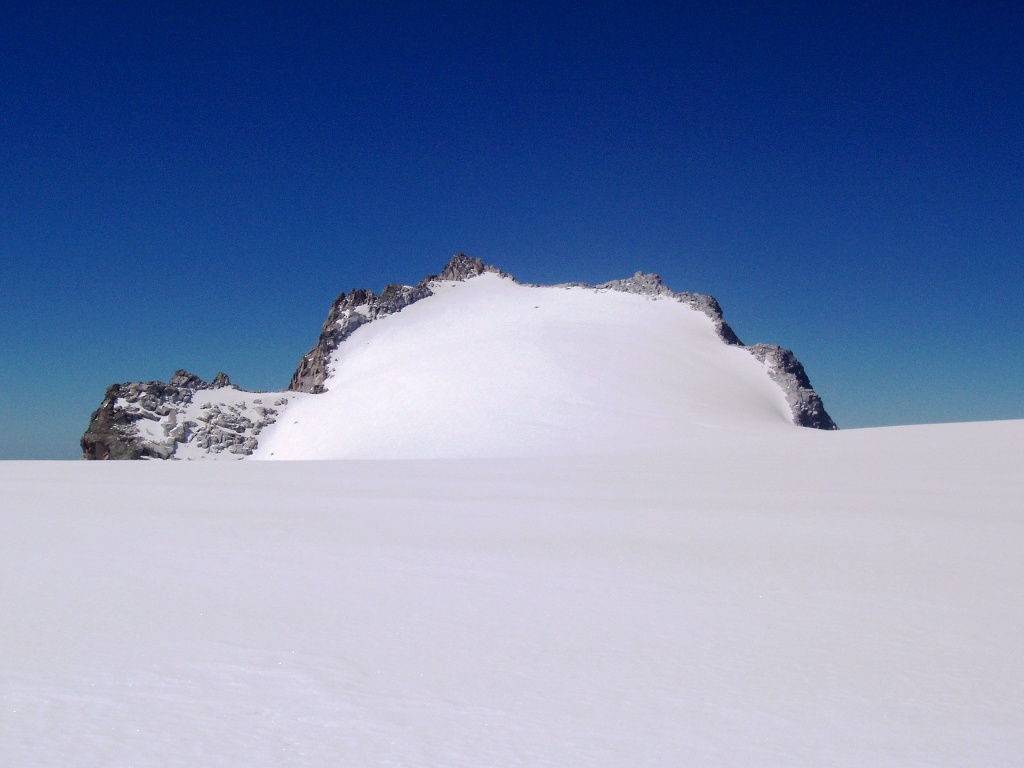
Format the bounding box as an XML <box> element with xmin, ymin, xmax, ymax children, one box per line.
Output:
<box><xmin>437</xmin><ymin>252</ymin><xmax>506</xmax><ymax>281</ymax></box>
<box><xmin>288</xmin><ymin>253</ymin><xmax>500</xmax><ymax>393</ymax></box>
<box><xmin>745</xmin><ymin>345</ymin><xmax>837</xmax><ymax>430</ymax></box>
<box><xmin>590</xmin><ymin>271</ymin><xmax>835</xmax><ymax>428</ymax></box>
<box><xmin>80</xmin><ymin>370</ymin><xmax>289</xmax><ymax>460</ymax></box>
<box><xmin>287</xmin><ymin>283</ymin><xmax>433</xmax><ymax>393</ymax></box>
<box><xmin>594</xmin><ymin>271</ymin><xmax>743</xmax><ymax>346</ymax></box>
<box><xmin>81</xmin><ymin>383</ymin><xmax>168</xmax><ymax>460</ymax></box>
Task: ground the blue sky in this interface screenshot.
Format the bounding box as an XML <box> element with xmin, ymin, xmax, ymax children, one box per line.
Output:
<box><xmin>2</xmin><ymin>1</ymin><xmax>1022</xmax><ymax>459</ymax></box>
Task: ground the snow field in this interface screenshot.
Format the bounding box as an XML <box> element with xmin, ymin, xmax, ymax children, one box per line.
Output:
<box><xmin>3</xmin><ymin>419</ymin><xmax>1023</xmax><ymax>766</ymax></box>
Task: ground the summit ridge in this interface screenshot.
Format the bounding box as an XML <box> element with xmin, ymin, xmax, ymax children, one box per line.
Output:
<box><xmin>81</xmin><ymin>254</ymin><xmax>836</xmax><ymax>460</ymax></box>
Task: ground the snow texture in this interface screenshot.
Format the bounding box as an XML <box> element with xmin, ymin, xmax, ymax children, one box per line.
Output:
<box><xmin>4</xmin><ymin>419</ymin><xmax>1023</xmax><ymax>766</ymax></box>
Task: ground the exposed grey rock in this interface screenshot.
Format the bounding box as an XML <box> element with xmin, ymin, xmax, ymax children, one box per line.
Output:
<box><xmin>287</xmin><ymin>283</ymin><xmax>431</xmax><ymax>393</ymax></box>
<box><xmin>288</xmin><ymin>253</ymin><xmax>500</xmax><ymax>394</ymax></box>
<box><xmin>167</xmin><ymin>369</ymin><xmax>206</xmax><ymax>389</ymax></box>
<box><xmin>594</xmin><ymin>271</ymin><xmax>743</xmax><ymax>346</ymax></box>
<box><xmin>436</xmin><ymin>252</ymin><xmax>507</xmax><ymax>282</ymax></box>
<box><xmin>80</xmin><ymin>371</ymin><xmax>283</xmax><ymax>460</ymax></box>
<box><xmin>746</xmin><ymin>344</ymin><xmax>837</xmax><ymax>430</ymax></box>
<box><xmin>81</xmin><ymin>384</ymin><xmax>154</xmax><ymax>460</ymax></box>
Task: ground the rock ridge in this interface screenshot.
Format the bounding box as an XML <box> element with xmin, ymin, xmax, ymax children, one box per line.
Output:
<box><xmin>288</xmin><ymin>253</ymin><xmax>501</xmax><ymax>394</ymax></box>
<box><xmin>746</xmin><ymin>345</ymin><xmax>837</xmax><ymax>430</ymax></box>
<box><xmin>80</xmin><ymin>370</ymin><xmax>289</xmax><ymax>460</ymax></box>
<box><xmin>591</xmin><ymin>271</ymin><xmax>744</xmax><ymax>346</ymax></box>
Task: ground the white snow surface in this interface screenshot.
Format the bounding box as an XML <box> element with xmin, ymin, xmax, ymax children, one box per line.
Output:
<box><xmin>255</xmin><ymin>274</ymin><xmax>795</xmax><ymax>459</ymax></box>
<box><xmin>4</xmin><ymin>419</ymin><xmax>1023</xmax><ymax>766</ymax></box>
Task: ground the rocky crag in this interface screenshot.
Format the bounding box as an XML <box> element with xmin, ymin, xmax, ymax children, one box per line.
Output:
<box><xmin>592</xmin><ymin>271</ymin><xmax>834</xmax><ymax>429</ymax></box>
<box><xmin>81</xmin><ymin>253</ymin><xmax>836</xmax><ymax>459</ymax></box>
<box><xmin>80</xmin><ymin>371</ymin><xmax>290</xmax><ymax>460</ymax></box>
<box><xmin>288</xmin><ymin>254</ymin><xmax>505</xmax><ymax>393</ymax></box>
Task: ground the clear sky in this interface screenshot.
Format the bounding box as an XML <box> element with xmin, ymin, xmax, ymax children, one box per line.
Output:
<box><xmin>2</xmin><ymin>1</ymin><xmax>1022</xmax><ymax>459</ymax></box>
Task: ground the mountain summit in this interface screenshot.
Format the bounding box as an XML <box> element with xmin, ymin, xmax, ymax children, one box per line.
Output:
<box><xmin>81</xmin><ymin>254</ymin><xmax>835</xmax><ymax>460</ymax></box>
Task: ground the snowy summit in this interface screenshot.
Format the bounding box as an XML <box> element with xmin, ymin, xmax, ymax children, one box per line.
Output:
<box><xmin>13</xmin><ymin>255</ymin><xmax>1023</xmax><ymax>766</ymax></box>
<box><xmin>81</xmin><ymin>254</ymin><xmax>835</xmax><ymax>460</ymax></box>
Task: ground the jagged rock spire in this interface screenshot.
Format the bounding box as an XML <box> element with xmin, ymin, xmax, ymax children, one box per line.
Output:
<box><xmin>437</xmin><ymin>253</ymin><xmax>501</xmax><ymax>281</ymax></box>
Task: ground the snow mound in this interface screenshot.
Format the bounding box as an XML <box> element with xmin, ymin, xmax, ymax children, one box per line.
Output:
<box><xmin>256</xmin><ymin>273</ymin><xmax>797</xmax><ymax>460</ymax></box>
<box><xmin>80</xmin><ymin>255</ymin><xmax>835</xmax><ymax>460</ymax></box>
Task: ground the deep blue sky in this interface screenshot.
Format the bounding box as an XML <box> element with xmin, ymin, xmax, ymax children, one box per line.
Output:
<box><xmin>2</xmin><ymin>1</ymin><xmax>1022</xmax><ymax>459</ymax></box>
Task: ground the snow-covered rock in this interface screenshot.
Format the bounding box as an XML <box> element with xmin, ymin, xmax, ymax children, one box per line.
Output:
<box><xmin>81</xmin><ymin>254</ymin><xmax>835</xmax><ymax>460</ymax></box>
<box><xmin>80</xmin><ymin>370</ymin><xmax>296</xmax><ymax>460</ymax></box>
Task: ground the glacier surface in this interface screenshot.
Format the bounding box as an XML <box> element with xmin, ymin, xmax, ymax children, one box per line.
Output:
<box><xmin>4</xmin><ymin>419</ymin><xmax>1023</xmax><ymax>766</ymax></box>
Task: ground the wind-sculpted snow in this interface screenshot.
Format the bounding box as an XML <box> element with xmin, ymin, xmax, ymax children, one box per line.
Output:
<box><xmin>288</xmin><ymin>258</ymin><xmax>749</xmax><ymax>398</ymax></box>
<box><xmin>81</xmin><ymin>253</ymin><xmax>835</xmax><ymax>459</ymax></box>
<box><xmin>590</xmin><ymin>272</ymin><xmax>834</xmax><ymax>428</ymax></box>
<box><xmin>257</xmin><ymin>266</ymin><xmax>835</xmax><ymax>459</ymax></box>
<box><xmin>591</xmin><ymin>270</ymin><xmax>744</xmax><ymax>346</ymax></box>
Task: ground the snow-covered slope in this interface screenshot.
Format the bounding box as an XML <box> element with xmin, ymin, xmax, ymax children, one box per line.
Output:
<box><xmin>5</xmin><ymin>419</ymin><xmax>1023</xmax><ymax>766</ymax></box>
<box><xmin>79</xmin><ymin>254</ymin><xmax>834</xmax><ymax>460</ymax></box>
<box><xmin>257</xmin><ymin>272</ymin><xmax>798</xmax><ymax>459</ymax></box>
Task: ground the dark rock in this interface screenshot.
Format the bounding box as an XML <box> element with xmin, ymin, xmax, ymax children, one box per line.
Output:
<box><xmin>594</xmin><ymin>272</ymin><xmax>743</xmax><ymax>346</ymax></box>
<box><xmin>436</xmin><ymin>253</ymin><xmax>504</xmax><ymax>282</ymax></box>
<box><xmin>80</xmin><ymin>384</ymin><xmax>146</xmax><ymax>460</ymax></box>
<box><xmin>80</xmin><ymin>374</ymin><xmax>209</xmax><ymax>460</ymax></box>
<box><xmin>168</xmin><ymin>369</ymin><xmax>206</xmax><ymax>389</ymax></box>
<box><xmin>80</xmin><ymin>370</ymin><xmax>280</xmax><ymax>459</ymax></box>
<box><xmin>746</xmin><ymin>344</ymin><xmax>838</xmax><ymax>430</ymax></box>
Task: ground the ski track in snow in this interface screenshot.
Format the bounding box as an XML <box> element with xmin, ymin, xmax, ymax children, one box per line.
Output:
<box><xmin>3</xmin><ymin>420</ymin><xmax>1023</xmax><ymax>766</ymax></box>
